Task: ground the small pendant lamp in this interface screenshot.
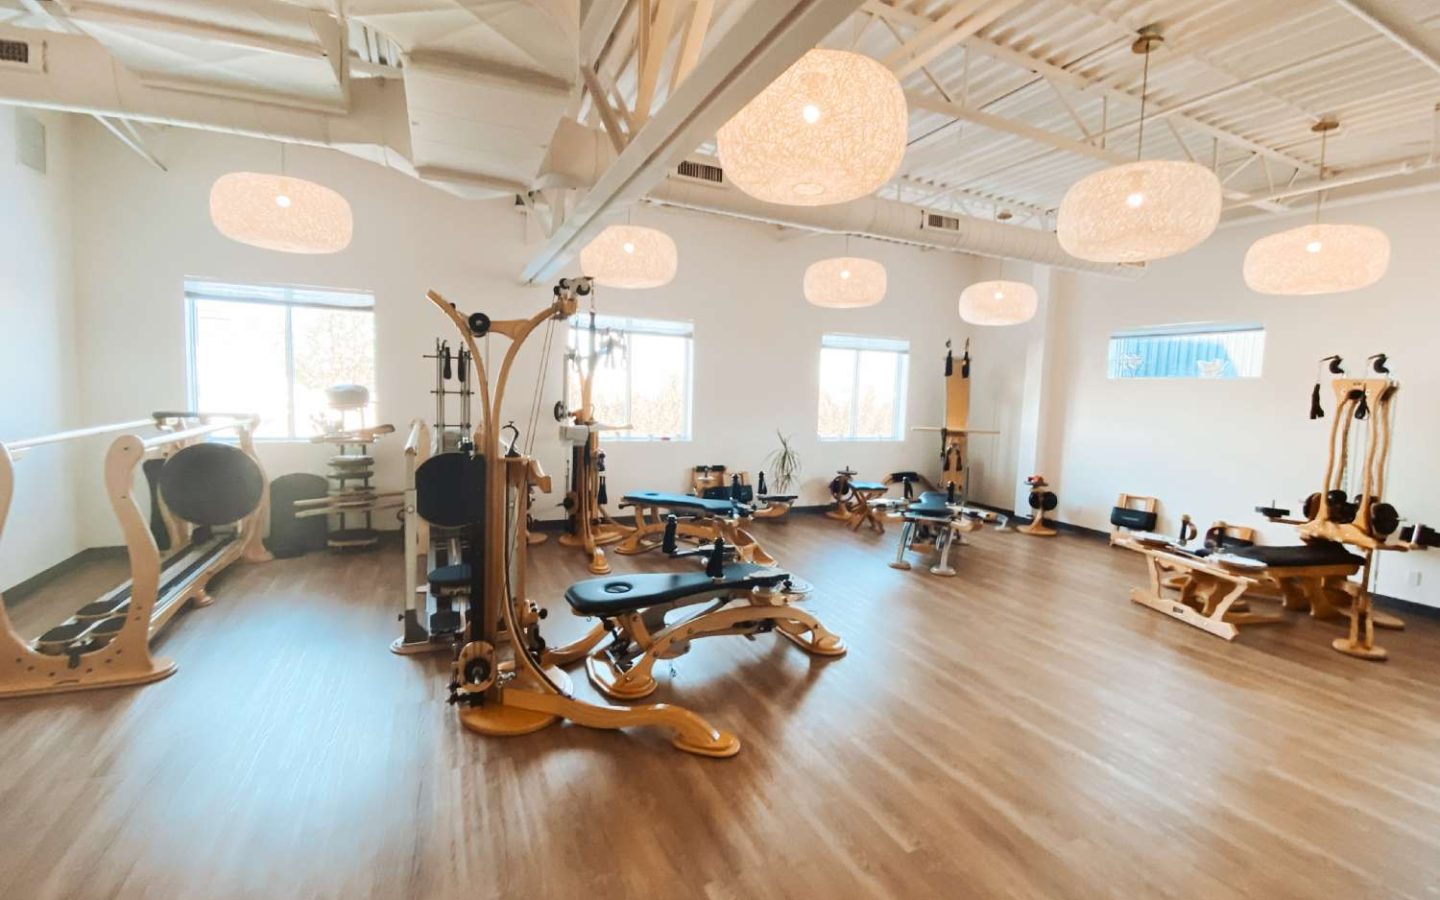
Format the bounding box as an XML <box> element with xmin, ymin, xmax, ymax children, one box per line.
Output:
<box><xmin>580</xmin><ymin>223</ymin><xmax>678</xmax><ymax>289</ymax></box>
<box><xmin>210</xmin><ymin>144</ymin><xmax>353</xmax><ymax>254</ymax></box>
<box><xmin>959</xmin><ymin>255</ymin><xmax>1036</xmax><ymax>326</ymax></box>
<box><xmin>1243</xmin><ymin>118</ymin><xmax>1391</xmax><ymax>295</ymax></box>
<box><xmin>1057</xmin><ymin>28</ymin><xmax>1222</xmax><ymax>263</ymax></box>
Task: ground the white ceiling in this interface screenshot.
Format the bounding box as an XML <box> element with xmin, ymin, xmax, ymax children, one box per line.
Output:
<box><xmin>0</xmin><ymin>0</ymin><xmax>1436</xmax><ymax>265</ymax></box>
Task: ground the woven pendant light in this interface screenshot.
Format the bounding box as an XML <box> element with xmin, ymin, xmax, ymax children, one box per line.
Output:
<box><xmin>580</xmin><ymin>224</ymin><xmax>678</xmax><ymax>289</ymax></box>
<box><xmin>804</xmin><ymin>256</ymin><xmax>886</xmax><ymax>308</ymax></box>
<box><xmin>210</xmin><ymin>172</ymin><xmax>353</xmax><ymax>254</ymax></box>
<box><xmin>1244</xmin><ymin>119</ymin><xmax>1391</xmax><ymax>295</ymax></box>
<box><xmin>1057</xmin><ymin>29</ymin><xmax>1221</xmax><ymax>263</ymax></box>
<box><xmin>716</xmin><ymin>49</ymin><xmax>907</xmax><ymax>206</ymax></box>
<box><xmin>959</xmin><ymin>280</ymin><xmax>1037</xmax><ymax>325</ymax></box>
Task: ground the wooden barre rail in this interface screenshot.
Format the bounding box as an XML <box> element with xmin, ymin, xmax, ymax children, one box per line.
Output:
<box><xmin>5</xmin><ymin>419</ymin><xmax>159</xmax><ymax>453</ymax></box>
<box><xmin>139</xmin><ymin>416</ymin><xmax>259</xmax><ymax>451</ymax></box>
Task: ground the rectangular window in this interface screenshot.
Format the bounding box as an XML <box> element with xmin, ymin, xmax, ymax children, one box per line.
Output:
<box><xmin>185</xmin><ymin>279</ymin><xmax>377</xmax><ymax>439</ymax></box>
<box><xmin>818</xmin><ymin>334</ymin><xmax>909</xmax><ymax>440</ymax></box>
<box><xmin>1108</xmin><ymin>323</ymin><xmax>1265</xmax><ymax>380</ymax></box>
<box><xmin>565</xmin><ymin>313</ymin><xmax>693</xmax><ymax>441</ymax></box>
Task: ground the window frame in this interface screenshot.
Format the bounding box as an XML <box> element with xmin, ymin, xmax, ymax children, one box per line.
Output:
<box><xmin>1107</xmin><ymin>321</ymin><xmax>1266</xmax><ymax>381</ymax></box>
<box><xmin>184</xmin><ymin>279</ymin><xmax>377</xmax><ymax>441</ymax></box>
<box><xmin>565</xmin><ymin>313</ymin><xmax>695</xmax><ymax>443</ymax></box>
<box><xmin>817</xmin><ymin>333</ymin><xmax>910</xmax><ymax>442</ymax></box>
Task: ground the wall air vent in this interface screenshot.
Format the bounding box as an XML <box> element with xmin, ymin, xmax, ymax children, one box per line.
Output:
<box><xmin>0</xmin><ymin>35</ymin><xmax>42</xmax><ymax>73</ymax></box>
<box><xmin>922</xmin><ymin>211</ymin><xmax>961</xmax><ymax>231</ymax></box>
<box><xmin>676</xmin><ymin>160</ymin><xmax>724</xmax><ymax>185</ymax></box>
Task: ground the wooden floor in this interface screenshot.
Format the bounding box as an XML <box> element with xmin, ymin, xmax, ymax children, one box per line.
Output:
<box><xmin>2</xmin><ymin>517</ymin><xmax>1438</xmax><ymax>900</ymax></box>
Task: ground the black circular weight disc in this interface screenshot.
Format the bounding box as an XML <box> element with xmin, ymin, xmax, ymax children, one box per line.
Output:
<box><xmin>159</xmin><ymin>443</ymin><xmax>264</xmax><ymax>526</ymax></box>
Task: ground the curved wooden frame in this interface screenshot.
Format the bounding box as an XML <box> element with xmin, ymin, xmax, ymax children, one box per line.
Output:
<box><xmin>426</xmin><ymin>285</ymin><xmax>741</xmax><ymax>757</ymax></box>
<box><xmin>556</xmin><ymin>313</ymin><xmax>632</xmax><ymax>574</ymax></box>
<box><xmin>578</xmin><ymin>582</ymin><xmax>846</xmax><ymax>700</ymax></box>
<box><xmin>614</xmin><ymin>498</ymin><xmax>776</xmax><ymax>566</ymax></box>
<box><xmin>0</xmin><ymin>413</ymin><xmax>270</xmax><ymax>698</ymax></box>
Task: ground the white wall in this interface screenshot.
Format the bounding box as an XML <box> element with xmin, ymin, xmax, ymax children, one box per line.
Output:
<box><xmin>0</xmin><ymin>108</ymin><xmax>82</xmax><ymax>591</ymax></box>
<box><xmin>67</xmin><ymin>120</ymin><xmax>978</xmax><ymax>542</ymax></box>
<box><xmin>974</xmin><ymin>190</ymin><xmax>1440</xmax><ymax>606</ymax></box>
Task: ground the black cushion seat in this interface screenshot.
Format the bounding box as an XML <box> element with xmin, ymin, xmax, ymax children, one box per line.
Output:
<box><xmin>428</xmin><ymin>563</ymin><xmax>472</xmax><ymax>588</ymax></box>
<box><xmin>1229</xmin><ymin>541</ymin><xmax>1363</xmax><ymax>569</ymax></box>
<box><xmin>848</xmin><ymin>481</ymin><xmax>887</xmax><ymax>492</ymax></box>
<box><xmin>623</xmin><ymin>491</ymin><xmax>740</xmax><ymax>516</ymax></box>
<box><xmin>565</xmin><ymin>563</ymin><xmax>786</xmax><ymax>616</ymax></box>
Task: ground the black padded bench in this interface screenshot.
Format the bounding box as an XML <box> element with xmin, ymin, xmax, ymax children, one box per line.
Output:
<box><xmin>565</xmin><ymin>563</ymin><xmax>787</xmax><ymax>616</ymax></box>
<box><xmin>622</xmin><ymin>491</ymin><xmax>746</xmax><ymax>516</ymax></box>
<box><xmin>1228</xmin><ymin>541</ymin><xmax>1363</xmax><ymax>568</ymax></box>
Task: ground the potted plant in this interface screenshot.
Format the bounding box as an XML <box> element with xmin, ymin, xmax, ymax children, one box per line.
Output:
<box><xmin>762</xmin><ymin>430</ymin><xmax>802</xmax><ymax>494</ymax></box>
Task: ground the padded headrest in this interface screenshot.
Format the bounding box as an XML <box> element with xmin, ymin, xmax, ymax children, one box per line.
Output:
<box><xmin>416</xmin><ymin>452</ymin><xmax>487</xmax><ymax>527</ymax></box>
<box><xmin>159</xmin><ymin>443</ymin><xmax>264</xmax><ymax>526</ymax></box>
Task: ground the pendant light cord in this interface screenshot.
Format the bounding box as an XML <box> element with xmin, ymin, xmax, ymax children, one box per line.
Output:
<box><xmin>1136</xmin><ymin>43</ymin><xmax>1151</xmax><ymax>161</ymax></box>
<box><xmin>1315</xmin><ymin>126</ymin><xmax>1329</xmax><ymax>225</ymax></box>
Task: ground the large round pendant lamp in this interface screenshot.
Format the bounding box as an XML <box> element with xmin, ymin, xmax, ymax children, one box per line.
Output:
<box><xmin>716</xmin><ymin>49</ymin><xmax>907</xmax><ymax>206</ymax></box>
<box><xmin>1244</xmin><ymin>224</ymin><xmax>1390</xmax><ymax>295</ymax></box>
<box><xmin>959</xmin><ymin>280</ymin><xmax>1037</xmax><ymax>325</ymax></box>
<box><xmin>803</xmin><ymin>256</ymin><xmax>886</xmax><ymax>308</ymax></box>
<box><xmin>1056</xmin><ymin>30</ymin><xmax>1221</xmax><ymax>263</ymax></box>
<box><xmin>580</xmin><ymin>224</ymin><xmax>678</xmax><ymax>289</ymax></box>
<box><xmin>1243</xmin><ymin>119</ymin><xmax>1390</xmax><ymax>295</ymax></box>
<box><xmin>209</xmin><ymin>172</ymin><xmax>353</xmax><ymax>254</ymax></box>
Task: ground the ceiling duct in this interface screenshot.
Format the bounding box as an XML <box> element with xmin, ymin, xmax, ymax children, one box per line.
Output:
<box><xmin>647</xmin><ymin>173</ymin><xmax>1144</xmax><ymax>279</ymax></box>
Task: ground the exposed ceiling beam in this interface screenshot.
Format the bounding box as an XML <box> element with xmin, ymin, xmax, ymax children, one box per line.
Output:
<box><xmin>1223</xmin><ymin>153</ymin><xmax>1439</xmax><ymax>208</ymax></box>
<box><xmin>864</xmin><ymin>0</ymin><xmax>1317</xmax><ymax>175</ymax></box>
<box><xmin>906</xmin><ymin>90</ymin><xmax>1127</xmax><ymax>165</ymax></box>
<box><xmin>887</xmin><ymin>0</ymin><xmax>1024</xmax><ymax>79</ymax></box>
<box><xmin>58</xmin><ymin>1</ymin><xmax>332</xmax><ymax>59</ymax></box>
<box><xmin>405</xmin><ymin>50</ymin><xmax>573</xmax><ymax>98</ymax></box>
<box><xmin>519</xmin><ymin>0</ymin><xmax>867</xmax><ymax>284</ymax></box>
<box><xmin>1331</xmin><ymin>0</ymin><xmax>1440</xmax><ymax>77</ymax></box>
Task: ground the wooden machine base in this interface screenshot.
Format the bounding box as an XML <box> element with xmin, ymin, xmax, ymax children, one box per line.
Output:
<box><xmin>1332</xmin><ymin>638</ymin><xmax>1388</xmax><ymax>660</ymax></box>
<box><xmin>0</xmin><ymin>657</ymin><xmax>177</xmax><ymax>699</ymax></box>
<box><xmin>461</xmin><ymin>681</ymin><xmax>741</xmax><ymax>758</ymax></box>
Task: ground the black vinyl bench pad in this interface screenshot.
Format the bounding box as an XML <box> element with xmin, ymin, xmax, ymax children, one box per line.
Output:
<box><xmin>1229</xmin><ymin>541</ymin><xmax>1364</xmax><ymax>569</ymax></box>
<box><xmin>565</xmin><ymin>563</ymin><xmax>787</xmax><ymax>616</ymax></box>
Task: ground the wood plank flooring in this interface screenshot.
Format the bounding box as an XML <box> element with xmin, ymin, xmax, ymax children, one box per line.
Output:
<box><xmin>1</xmin><ymin>517</ymin><xmax>1437</xmax><ymax>900</ymax></box>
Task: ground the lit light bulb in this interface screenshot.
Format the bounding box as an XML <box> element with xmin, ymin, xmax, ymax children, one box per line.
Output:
<box><xmin>1125</xmin><ymin>192</ymin><xmax>1145</xmax><ymax>208</ymax></box>
<box><xmin>275</xmin><ymin>194</ymin><xmax>292</xmax><ymax>208</ymax></box>
<box><xmin>623</xmin><ymin>241</ymin><xmax>636</xmax><ymax>254</ymax></box>
<box><xmin>802</xmin><ymin>103</ymin><xmax>821</xmax><ymax>124</ymax></box>
<box><xmin>1305</xmin><ymin>240</ymin><xmax>1323</xmax><ymax>254</ymax></box>
<box><xmin>840</xmin><ymin>269</ymin><xmax>851</xmax><ymax>279</ymax></box>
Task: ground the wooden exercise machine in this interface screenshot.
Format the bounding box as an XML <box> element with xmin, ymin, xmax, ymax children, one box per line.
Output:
<box><xmin>396</xmin><ymin>415</ymin><xmax>551</xmax><ymax>656</ymax></box>
<box><xmin>888</xmin><ymin>488</ymin><xmax>985</xmax><ymax>577</ymax></box>
<box><xmin>1109</xmin><ymin>493</ymin><xmax>1159</xmax><ymax>547</ymax></box>
<box><xmin>559</xmin><ymin>537</ymin><xmax>845</xmax><ymax>700</ymax></box>
<box><xmin>1126</xmin><ymin>355</ymin><xmax>1423</xmax><ymax>659</ymax></box>
<box><xmin>421</xmin><ymin>278</ymin><xmax>745</xmax><ymax>757</ymax></box>
<box><xmin>0</xmin><ymin>412</ymin><xmax>270</xmax><ymax>697</ymax></box>
<box><xmin>613</xmin><ymin>490</ymin><xmax>776</xmax><ymax>565</ymax></box>
<box><xmin>556</xmin><ymin>309</ymin><xmax>631</xmax><ymax>574</ymax></box>
<box><xmin>826</xmin><ymin>468</ymin><xmax>889</xmax><ymax>533</ymax></box>
<box><xmin>1019</xmin><ymin>475</ymin><xmax>1059</xmax><ymax>537</ymax></box>
<box><xmin>693</xmin><ymin>465</ymin><xmax>795</xmax><ymax>520</ymax></box>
